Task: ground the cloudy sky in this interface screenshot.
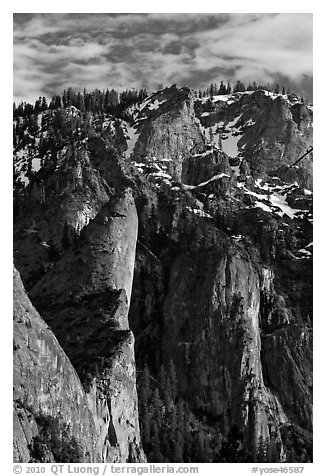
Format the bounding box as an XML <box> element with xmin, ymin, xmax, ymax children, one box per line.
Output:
<box><xmin>13</xmin><ymin>13</ymin><xmax>313</xmax><ymax>104</ymax></box>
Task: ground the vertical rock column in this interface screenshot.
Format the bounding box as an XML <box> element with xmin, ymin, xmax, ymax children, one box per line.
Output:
<box><xmin>84</xmin><ymin>187</ymin><xmax>138</xmax><ymax>305</ymax></box>
<box><xmin>79</xmin><ymin>188</ymin><xmax>144</xmax><ymax>461</ymax></box>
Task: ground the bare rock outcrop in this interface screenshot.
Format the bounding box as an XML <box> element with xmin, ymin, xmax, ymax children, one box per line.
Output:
<box><xmin>133</xmin><ymin>87</ymin><xmax>205</xmax><ymax>181</ymax></box>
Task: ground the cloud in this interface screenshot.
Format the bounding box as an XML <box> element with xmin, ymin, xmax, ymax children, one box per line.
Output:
<box><xmin>13</xmin><ymin>13</ymin><xmax>313</xmax><ymax>104</ymax></box>
<box><xmin>191</xmin><ymin>13</ymin><xmax>312</xmax><ymax>80</ymax></box>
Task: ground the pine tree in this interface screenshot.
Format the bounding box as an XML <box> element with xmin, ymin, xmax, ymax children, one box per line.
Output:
<box><xmin>163</xmin><ymin>375</ymin><xmax>173</xmax><ymax>411</ymax></box>
<box><xmin>175</xmin><ymin>400</ymin><xmax>186</xmax><ymax>454</ymax></box>
<box><xmin>234</xmin><ymin>80</ymin><xmax>246</xmax><ymax>93</ymax></box>
<box><xmin>218</xmin><ymin>81</ymin><xmax>227</xmax><ymax>95</ymax></box>
<box><xmin>34</xmin><ymin>97</ymin><xmax>42</xmax><ymax>114</ymax></box>
<box><xmin>139</xmin><ymin>364</ymin><xmax>151</xmax><ymax>411</ymax></box>
<box><xmin>67</xmin><ymin>87</ymin><xmax>75</xmax><ymax>107</ymax></box>
<box><xmin>194</xmin><ymin>427</ymin><xmax>208</xmax><ymax>462</ymax></box>
<box><xmin>170</xmin><ymin>441</ymin><xmax>183</xmax><ymax>463</ymax></box>
<box><xmin>169</xmin><ymin>402</ymin><xmax>177</xmax><ymax>438</ymax></box>
<box><xmin>75</xmin><ymin>92</ymin><xmax>85</xmax><ymax>112</ymax></box>
<box><xmin>17</xmin><ymin>102</ymin><xmax>24</xmax><ymax>116</ymax></box>
<box><xmin>285</xmin><ymin>447</ymin><xmax>296</xmax><ymax>463</ymax></box>
<box><xmin>209</xmin><ymin>83</ymin><xmax>215</xmax><ymax>99</ymax></box>
<box><xmin>150</xmin><ymin>420</ymin><xmax>161</xmax><ymax>457</ymax></box>
<box><xmin>152</xmin><ymin>388</ymin><xmax>163</xmax><ymax>428</ymax></box>
<box><xmin>159</xmin><ymin>430</ymin><xmax>169</xmax><ymax>459</ymax></box>
<box><xmin>13</xmin><ymin>124</ymin><xmax>17</xmax><ymax>148</ymax></box>
<box><xmin>62</xmin><ymin>89</ymin><xmax>68</xmax><ymax>108</ymax></box>
<box><xmin>41</xmin><ymin>97</ymin><xmax>48</xmax><ymax>111</ymax></box>
<box><xmin>141</xmin><ymin>410</ymin><xmax>151</xmax><ymax>446</ymax></box>
<box><xmin>158</xmin><ymin>364</ymin><xmax>167</xmax><ymax>391</ymax></box>
<box><xmin>168</xmin><ymin>360</ymin><xmax>177</xmax><ymax>400</ymax></box>
<box><xmin>61</xmin><ymin>221</ymin><xmax>71</xmax><ymax>250</ymax></box>
<box><xmin>267</xmin><ymin>434</ymin><xmax>280</xmax><ymax>462</ymax></box>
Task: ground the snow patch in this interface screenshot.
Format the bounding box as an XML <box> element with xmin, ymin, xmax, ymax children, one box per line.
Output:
<box><xmin>124</xmin><ymin>122</ymin><xmax>139</xmax><ymax>159</ymax></box>
<box><xmin>228</xmin><ymin>114</ymin><xmax>242</xmax><ymax>128</ymax></box>
<box><xmin>253</xmin><ymin>201</ymin><xmax>274</xmax><ymax>213</ymax></box>
<box><xmin>183</xmin><ymin>173</ymin><xmax>230</xmax><ymax>190</ymax></box>
<box><xmin>221</xmin><ymin>134</ymin><xmax>242</xmax><ymax>158</ymax></box>
<box><xmin>148</xmin><ymin>99</ymin><xmax>166</xmax><ymax>110</ymax></box>
<box><xmin>244</xmin><ymin>119</ymin><xmax>256</xmax><ymax>127</ymax></box>
<box><xmin>255</xmin><ymin>179</ymin><xmax>270</xmax><ymax>191</ymax></box>
<box><xmin>196</xmin><ymin>173</ymin><xmax>230</xmax><ymax>188</ymax></box>
<box><xmin>186</xmin><ymin>206</ymin><xmax>213</xmax><ymax>218</ymax></box>
<box><xmin>31</xmin><ymin>158</ymin><xmax>42</xmax><ymax>172</ymax></box>
<box><xmin>231</xmin><ymin>235</ymin><xmax>244</xmax><ymax>241</ymax></box>
<box><xmin>65</xmin><ymin>105</ymin><xmax>79</xmax><ymax>117</ymax></box>
<box><xmin>192</xmin><ymin>150</ymin><xmax>214</xmax><ymax>158</ymax></box>
<box><xmin>269</xmin><ymin>193</ymin><xmax>302</xmax><ymax>219</ymax></box>
<box><xmin>150</xmin><ymin>171</ymin><xmax>172</xmax><ymax>179</ymax></box>
<box><xmin>241</xmin><ymin>180</ymin><xmax>305</xmax><ymax>219</ymax></box>
<box><xmin>297</xmin><ymin>249</ymin><xmax>312</xmax><ymax>257</ymax></box>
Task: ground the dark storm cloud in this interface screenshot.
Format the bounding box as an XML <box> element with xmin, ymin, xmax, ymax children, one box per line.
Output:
<box><xmin>13</xmin><ymin>13</ymin><xmax>313</xmax><ymax>103</ymax></box>
<box><xmin>162</xmin><ymin>41</ymin><xmax>182</xmax><ymax>55</ymax></box>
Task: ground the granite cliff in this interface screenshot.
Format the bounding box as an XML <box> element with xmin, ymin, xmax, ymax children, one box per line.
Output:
<box><xmin>13</xmin><ymin>266</ymin><xmax>98</xmax><ymax>463</ymax></box>
<box><xmin>13</xmin><ymin>85</ymin><xmax>313</xmax><ymax>462</ymax></box>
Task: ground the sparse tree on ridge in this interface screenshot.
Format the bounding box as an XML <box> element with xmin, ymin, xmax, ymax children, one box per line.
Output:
<box><xmin>218</xmin><ymin>81</ymin><xmax>227</xmax><ymax>95</ymax></box>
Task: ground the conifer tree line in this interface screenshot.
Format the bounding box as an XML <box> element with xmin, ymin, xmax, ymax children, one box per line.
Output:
<box><xmin>136</xmin><ymin>360</ymin><xmax>311</xmax><ymax>463</ymax></box>
<box><xmin>137</xmin><ymin>360</ymin><xmax>260</xmax><ymax>463</ymax></box>
<box><xmin>13</xmin><ymin>81</ymin><xmax>296</xmax><ymax>119</ymax></box>
<box><xmin>137</xmin><ymin>360</ymin><xmax>223</xmax><ymax>463</ymax></box>
<box><xmin>193</xmin><ymin>80</ymin><xmax>290</xmax><ymax>99</ymax></box>
<box><xmin>13</xmin><ymin>87</ymin><xmax>149</xmax><ymax>119</ymax></box>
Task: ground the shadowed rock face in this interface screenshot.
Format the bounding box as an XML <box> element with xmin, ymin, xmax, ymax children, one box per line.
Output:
<box><xmin>128</xmin><ymin>170</ymin><xmax>312</xmax><ymax>458</ymax></box>
<box><xmin>163</xmin><ymin>249</ymin><xmax>261</xmax><ymax>410</ymax></box>
<box><xmin>159</xmin><ymin>246</ymin><xmax>312</xmax><ymax>453</ymax></box>
<box><xmin>13</xmin><ymin>85</ymin><xmax>312</xmax><ymax>463</ymax></box>
<box><xmin>182</xmin><ymin>148</ymin><xmax>232</xmax><ymax>186</ymax></box>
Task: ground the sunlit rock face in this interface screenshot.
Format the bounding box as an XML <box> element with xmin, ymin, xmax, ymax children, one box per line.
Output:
<box><xmin>13</xmin><ymin>267</ymin><xmax>98</xmax><ymax>463</ymax></box>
